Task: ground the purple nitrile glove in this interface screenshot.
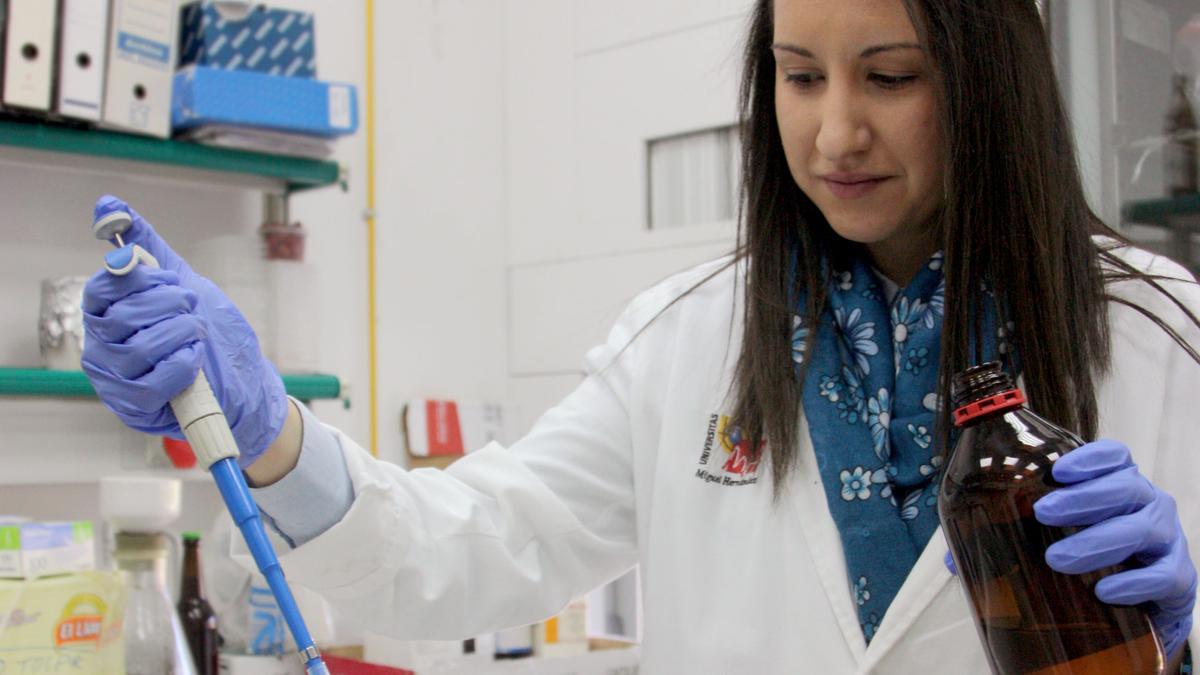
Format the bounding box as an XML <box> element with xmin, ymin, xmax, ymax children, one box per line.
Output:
<box><xmin>1034</xmin><ymin>439</ymin><xmax>1196</xmax><ymax>659</ymax></box>
<box><xmin>81</xmin><ymin>195</ymin><xmax>288</xmax><ymax>468</ymax></box>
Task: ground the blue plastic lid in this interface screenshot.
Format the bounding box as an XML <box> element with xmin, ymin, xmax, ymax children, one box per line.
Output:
<box><xmin>104</xmin><ymin>245</ymin><xmax>136</xmax><ymax>273</ymax></box>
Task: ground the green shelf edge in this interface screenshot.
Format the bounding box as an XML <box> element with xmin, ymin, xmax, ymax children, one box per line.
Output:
<box><xmin>0</xmin><ymin>368</ymin><xmax>341</xmax><ymax>401</ymax></box>
<box><xmin>1122</xmin><ymin>194</ymin><xmax>1200</xmax><ymax>227</ymax></box>
<box><xmin>0</xmin><ymin>119</ymin><xmax>340</xmax><ymax>192</ymax></box>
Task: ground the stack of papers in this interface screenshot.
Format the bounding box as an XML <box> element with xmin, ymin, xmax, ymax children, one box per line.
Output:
<box><xmin>180</xmin><ymin>124</ymin><xmax>333</xmax><ymax>159</ymax></box>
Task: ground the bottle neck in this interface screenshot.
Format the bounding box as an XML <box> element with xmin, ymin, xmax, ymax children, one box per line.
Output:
<box><xmin>181</xmin><ymin>540</ymin><xmax>201</xmax><ymax>599</ymax></box>
<box><xmin>951</xmin><ymin>362</ymin><xmax>1024</xmax><ymax>427</ymax></box>
<box><xmin>116</xmin><ymin>554</ymin><xmax>168</xmax><ymax>591</ymax></box>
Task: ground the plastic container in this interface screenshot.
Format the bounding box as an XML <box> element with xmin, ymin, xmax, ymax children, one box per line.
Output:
<box><xmin>100</xmin><ymin>476</ymin><xmax>182</xmax><ymax>534</ymax></box>
<box><xmin>113</xmin><ymin>532</ymin><xmax>198</xmax><ymax>675</ymax></box>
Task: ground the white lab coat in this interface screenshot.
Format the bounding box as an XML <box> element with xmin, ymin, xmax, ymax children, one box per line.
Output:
<box><xmin>248</xmin><ymin>243</ymin><xmax>1200</xmax><ymax>674</ymax></box>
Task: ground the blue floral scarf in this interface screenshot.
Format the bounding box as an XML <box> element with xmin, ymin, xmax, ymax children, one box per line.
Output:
<box><xmin>792</xmin><ymin>251</ymin><xmax>1007</xmax><ymax>643</ymax></box>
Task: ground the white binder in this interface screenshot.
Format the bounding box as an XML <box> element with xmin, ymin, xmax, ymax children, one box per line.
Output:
<box><xmin>3</xmin><ymin>0</ymin><xmax>58</xmax><ymax>111</ymax></box>
<box><xmin>102</xmin><ymin>0</ymin><xmax>179</xmax><ymax>137</ymax></box>
<box><xmin>57</xmin><ymin>0</ymin><xmax>110</xmax><ymax>121</ymax></box>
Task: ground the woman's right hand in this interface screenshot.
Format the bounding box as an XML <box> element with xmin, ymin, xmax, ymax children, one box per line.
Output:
<box><xmin>81</xmin><ymin>195</ymin><xmax>290</xmax><ymax>469</ymax></box>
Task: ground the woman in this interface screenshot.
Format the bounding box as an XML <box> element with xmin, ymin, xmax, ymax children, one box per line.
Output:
<box><xmin>81</xmin><ymin>0</ymin><xmax>1196</xmax><ymax>672</ymax></box>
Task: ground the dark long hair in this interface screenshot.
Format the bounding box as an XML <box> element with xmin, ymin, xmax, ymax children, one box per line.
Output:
<box><xmin>728</xmin><ymin>0</ymin><xmax>1200</xmax><ymax>496</ymax></box>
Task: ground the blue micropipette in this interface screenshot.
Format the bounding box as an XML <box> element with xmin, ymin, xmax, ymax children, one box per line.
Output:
<box><xmin>93</xmin><ymin>210</ymin><xmax>330</xmax><ymax>675</ymax></box>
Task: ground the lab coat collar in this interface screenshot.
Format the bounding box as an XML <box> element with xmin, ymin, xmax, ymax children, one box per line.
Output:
<box><xmin>792</xmin><ymin>414</ymin><xmax>955</xmax><ymax>671</ymax></box>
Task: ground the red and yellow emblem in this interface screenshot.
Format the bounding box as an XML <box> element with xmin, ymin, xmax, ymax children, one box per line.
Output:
<box><xmin>54</xmin><ymin>593</ymin><xmax>106</xmax><ymax>646</ymax></box>
<box><xmin>717</xmin><ymin>416</ymin><xmax>762</xmax><ymax>476</ymax></box>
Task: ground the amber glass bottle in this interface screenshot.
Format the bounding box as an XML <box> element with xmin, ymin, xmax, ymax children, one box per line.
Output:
<box><xmin>178</xmin><ymin>532</ymin><xmax>220</xmax><ymax>675</ymax></box>
<box><xmin>938</xmin><ymin>363</ymin><xmax>1163</xmax><ymax>675</ymax></box>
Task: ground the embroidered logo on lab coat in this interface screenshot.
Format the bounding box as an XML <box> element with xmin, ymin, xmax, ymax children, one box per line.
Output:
<box><xmin>695</xmin><ymin>414</ymin><xmax>762</xmax><ymax>486</ymax></box>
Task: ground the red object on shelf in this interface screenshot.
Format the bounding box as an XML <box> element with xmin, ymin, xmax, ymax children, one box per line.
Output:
<box><xmin>323</xmin><ymin>655</ymin><xmax>414</xmax><ymax>675</ymax></box>
<box><xmin>424</xmin><ymin>400</ymin><xmax>465</xmax><ymax>456</ymax></box>
<box><xmin>162</xmin><ymin>437</ymin><xmax>198</xmax><ymax>469</ymax></box>
<box><xmin>261</xmin><ymin>222</ymin><xmax>306</xmax><ymax>261</ymax></box>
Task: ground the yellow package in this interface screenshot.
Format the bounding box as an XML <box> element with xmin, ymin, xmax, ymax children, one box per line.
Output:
<box><xmin>0</xmin><ymin>571</ymin><xmax>126</xmax><ymax>673</ymax></box>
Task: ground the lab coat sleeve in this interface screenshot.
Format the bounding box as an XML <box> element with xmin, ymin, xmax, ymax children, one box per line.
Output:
<box><xmin>231</xmin><ymin>292</ymin><xmax>651</xmax><ymax>640</ymax></box>
<box><xmin>1146</xmin><ymin>277</ymin><xmax>1200</xmax><ymax>659</ymax></box>
<box><xmin>1111</xmin><ymin>248</ymin><xmax>1200</xmax><ymax>659</ymax></box>
<box><xmin>250</xmin><ymin>398</ymin><xmax>355</xmax><ymax>548</ymax></box>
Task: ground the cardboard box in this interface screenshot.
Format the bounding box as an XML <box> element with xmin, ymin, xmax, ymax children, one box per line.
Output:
<box><xmin>363</xmin><ymin>632</ymin><xmax>493</xmax><ymax>674</ymax></box>
<box><xmin>0</xmin><ymin>572</ymin><xmax>125</xmax><ymax>673</ymax></box>
<box><xmin>535</xmin><ymin>599</ymin><xmax>588</xmax><ymax>658</ymax></box>
<box><xmin>406</xmin><ymin>455</ymin><xmax>460</xmax><ymax>471</ymax></box>
<box><xmin>0</xmin><ymin>521</ymin><xmax>95</xmax><ymax>578</ymax></box>
<box><xmin>179</xmin><ymin>1</ymin><xmax>316</xmax><ymax>78</ymax></box>
<box><xmin>172</xmin><ymin>65</ymin><xmax>358</xmax><ymax>137</ymax></box>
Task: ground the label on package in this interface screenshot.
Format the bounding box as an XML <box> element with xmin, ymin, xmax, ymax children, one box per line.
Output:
<box><xmin>0</xmin><ymin>572</ymin><xmax>125</xmax><ymax>672</ymax></box>
<box><xmin>328</xmin><ymin>85</ymin><xmax>352</xmax><ymax>129</ymax></box>
<box><xmin>0</xmin><ymin>522</ymin><xmax>95</xmax><ymax>578</ymax></box>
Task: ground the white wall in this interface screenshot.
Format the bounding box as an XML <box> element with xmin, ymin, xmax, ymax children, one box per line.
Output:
<box><xmin>368</xmin><ymin>0</ymin><xmax>510</xmax><ymax>464</ymax></box>
<box><xmin>503</xmin><ymin>0</ymin><xmax>749</xmax><ymax>434</ymax></box>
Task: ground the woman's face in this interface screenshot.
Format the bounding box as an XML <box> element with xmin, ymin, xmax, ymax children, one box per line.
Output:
<box><xmin>772</xmin><ymin>0</ymin><xmax>944</xmax><ymax>258</ymax></box>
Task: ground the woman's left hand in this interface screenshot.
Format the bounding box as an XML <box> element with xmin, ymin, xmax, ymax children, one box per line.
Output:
<box><xmin>1033</xmin><ymin>439</ymin><xmax>1197</xmax><ymax>658</ymax></box>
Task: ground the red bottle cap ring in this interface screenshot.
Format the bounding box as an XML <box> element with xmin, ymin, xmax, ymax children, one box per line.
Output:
<box><xmin>953</xmin><ymin>389</ymin><xmax>1026</xmax><ymax>426</ymax></box>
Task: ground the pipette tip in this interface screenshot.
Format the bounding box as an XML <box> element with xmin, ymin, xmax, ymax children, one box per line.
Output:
<box><xmin>304</xmin><ymin>660</ymin><xmax>331</xmax><ymax>675</ymax></box>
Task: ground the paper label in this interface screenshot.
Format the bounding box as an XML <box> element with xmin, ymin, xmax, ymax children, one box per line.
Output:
<box><xmin>247</xmin><ymin>583</ymin><xmax>288</xmax><ymax>655</ymax></box>
<box><xmin>22</xmin><ymin>523</ymin><xmax>75</xmax><ymax>550</ymax></box>
<box><xmin>117</xmin><ymin>31</ymin><xmax>171</xmax><ymax>64</ymax></box>
<box><xmin>0</xmin><ymin>527</ymin><xmax>19</xmax><ymax>551</ymax></box>
<box><xmin>426</xmin><ymin>401</ymin><xmax>465</xmax><ymax>456</ymax></box>
<box><xmin>328</xmin><ymin>85</ymin><xmax>352</xmax><ymax>129</ymax></box>
<box><xmin>113</xmin><ymin>0</ymin><xmax>176</xmax><ymax>71</ymax></box>
<box><xmin>0</xmin><ymin>523</ymin><xmax>94</xmax><ymax>577</ymax></box>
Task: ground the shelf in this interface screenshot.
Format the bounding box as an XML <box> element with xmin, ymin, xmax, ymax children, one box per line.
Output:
<box><xmin>280</xmin><ymin>373</ymin><xmax>343</xmax><ymax>401</ymax></box>
<box><xmin>0</xmin><ymin>118</ymin><xmax>341</xmax><ymax>193</ymax></box>
<box><xmin>0</xmin><ymin>368</ymin><xmax>342</xmax><ymax>402</ymax></box>
<box><xmin>1122</xmin><ymin>194</ymin><xmax>1200</xmax><ymax>228</ymax></box>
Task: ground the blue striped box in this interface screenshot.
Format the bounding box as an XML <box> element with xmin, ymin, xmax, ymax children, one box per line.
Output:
<box><xmin>178</xmin><ymin>1</ymin><xmax>316</xmax><ymax>78</ymax></box>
